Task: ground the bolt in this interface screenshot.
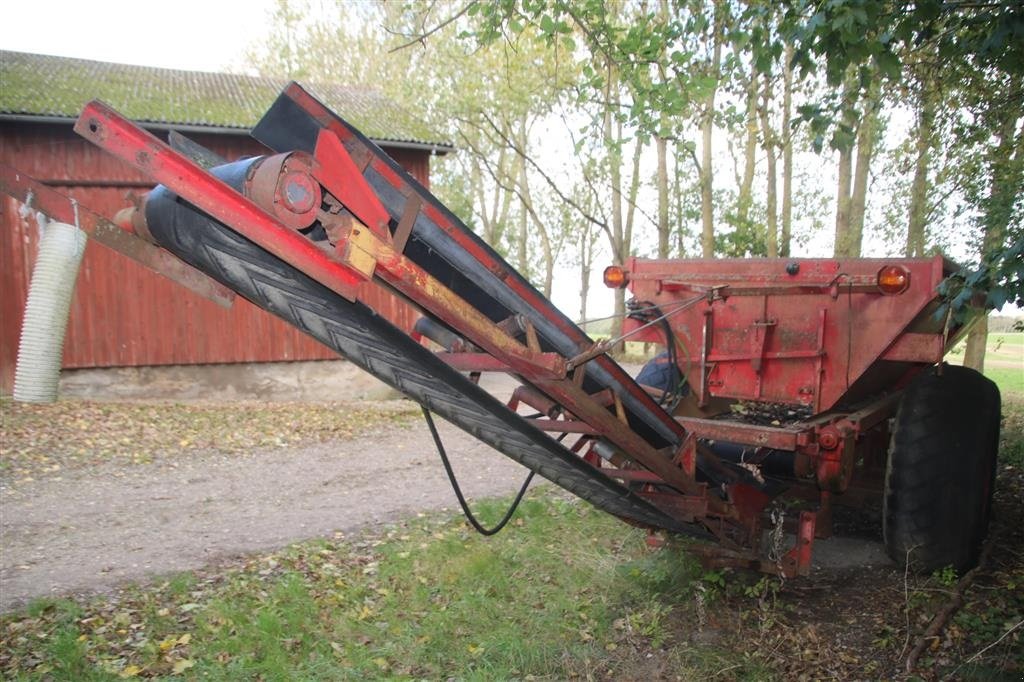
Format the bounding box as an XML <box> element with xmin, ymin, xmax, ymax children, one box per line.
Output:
<box><xmin>818</xmin><ymin>430</ymin><xmax>839</xmax><ymax>450</ymax></box>
<box><xmin>278</xmin><ymin>171</ymin><xmax>317</xmax><ymax>214</ymax></box>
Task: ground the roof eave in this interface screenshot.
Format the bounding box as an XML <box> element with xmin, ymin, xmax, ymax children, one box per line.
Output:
<box><xmin>0</xmin><ymin>113</ymin><xmax>454</xmax><ymax>156</ymax></box>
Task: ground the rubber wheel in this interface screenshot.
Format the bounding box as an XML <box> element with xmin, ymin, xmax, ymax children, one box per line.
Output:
<box><xmin>883</xmin><ymin>364</ymin><xmax>1000</xmax><ymax>573</ymax></box>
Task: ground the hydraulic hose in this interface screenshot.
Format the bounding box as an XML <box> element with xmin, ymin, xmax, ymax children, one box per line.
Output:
<box><xmin>13</xmin><ymin>216</ymin><xmax>88</xmax><ymax>403</ymax></box>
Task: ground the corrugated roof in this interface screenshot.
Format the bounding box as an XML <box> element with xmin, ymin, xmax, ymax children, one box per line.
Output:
<box><xmin>0</xmin><ymin>50</ymin><xmax>452</xmax><ymax>150</ymax></box>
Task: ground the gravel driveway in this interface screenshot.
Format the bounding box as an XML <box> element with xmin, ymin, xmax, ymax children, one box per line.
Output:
<box><xmin>0</xmin><ymin>367</ymin><xmax>891</xmax><ymax>613</ymax></box>
<box><xmin>0</xmin><ymin>413</ymin><xmax>534</xmax><ymax>612</ymax></box>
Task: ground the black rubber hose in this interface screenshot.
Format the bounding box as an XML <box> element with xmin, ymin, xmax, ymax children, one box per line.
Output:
<box><xmin>423</xmin><ymin>406</ymin><xmax>540</xmax><ymax>536</ymax></box>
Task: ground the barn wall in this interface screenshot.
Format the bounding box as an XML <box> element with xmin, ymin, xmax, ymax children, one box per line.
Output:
<box><xmin>1</xmin><ymin>122</ymin><xmax>424</xmax><ymax>391</ymax></box>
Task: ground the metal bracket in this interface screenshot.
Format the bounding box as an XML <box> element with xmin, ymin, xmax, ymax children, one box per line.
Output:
<box><xmin>313</xmin><ymin>129</ymin><xmax>391</xmax><ymax>240</ymax></box>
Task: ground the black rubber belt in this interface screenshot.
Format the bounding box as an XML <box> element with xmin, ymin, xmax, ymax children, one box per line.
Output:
<box><xmin>143</xmin><ymin>182</ymin><xmax>713</xmax><ymax>539</ymax></box>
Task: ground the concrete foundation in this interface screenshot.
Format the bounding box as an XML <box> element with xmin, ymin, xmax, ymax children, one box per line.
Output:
<box><xmin>54</xmin><ymin>360</ymin><xmax>401</xmax><ymax>402</ymax></box>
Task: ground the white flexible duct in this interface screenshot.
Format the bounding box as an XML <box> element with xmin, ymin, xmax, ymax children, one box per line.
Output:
<box><xmin>13</xmin><ymin>213</ymin><xmax>88</xmax><ymax>403</ymax></box>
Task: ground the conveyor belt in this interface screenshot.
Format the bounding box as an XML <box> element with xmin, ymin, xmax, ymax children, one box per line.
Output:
<box><xmin>251</xmin><ymin>84</ymin><xmax>688</xmax><ymax>455</ymax></box>
<box><xmin>143</xmin><ymin>180</ymin><xmax>711</xmax><ymax>539</ymax></box>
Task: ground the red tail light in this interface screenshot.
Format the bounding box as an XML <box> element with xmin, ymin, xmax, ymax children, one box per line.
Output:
<box><xmin>877</xmin><ymin>265</ymin><xmax>910</xmax><ymax>294</ymax></box>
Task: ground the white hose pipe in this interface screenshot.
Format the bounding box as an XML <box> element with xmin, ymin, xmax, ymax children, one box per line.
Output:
<box><xmin>13</xmin><ymin>215</ymin><xmax>88</xmax><ymax>403</ymax></box>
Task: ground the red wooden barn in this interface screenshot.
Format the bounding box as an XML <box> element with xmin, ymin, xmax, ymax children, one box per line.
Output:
<box><xmin>0</xmin><ymin>51</ymin><xmax>452</xmax><ymax>392</ymax></box>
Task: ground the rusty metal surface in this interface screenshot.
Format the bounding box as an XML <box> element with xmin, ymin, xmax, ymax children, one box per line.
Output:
<box><xmin>313</xmin><ymin>129</ymin><xmax>390</xmax><ymax>238</ymax></box>
<box><xmin>245</xmin><ymin>152</ymin><xmax>321</xmax><ymax>230</ymax></box>
<box><xmin>677</xmin><ymin>416</ymin><xmax>804</xmax><ymax>450</ymax></box>
<box><xmin>0</xmin><ymin>162</ymin><xmax>237</xmax><ymax>309</ymax></box>
<box><xmin>251</xmin><ymin>83</ymin><xmax>689</xmax><ymax>455</ymax></box>
<box><xmin>75</xmin><ymin>102</ymin><xmax>364</xmax><ymax>303</ymax></box>
<box><xmin>53</xmin><ymin>92</ymin><xmax>895</xmax><ymax>573</ymax></box>
<box><xmin>622</xmin><ymin>256</ymin><xmax>952</xmax><ymax>412</ymax></box>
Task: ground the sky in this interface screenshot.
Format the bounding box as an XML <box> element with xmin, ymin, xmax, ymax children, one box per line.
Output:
<box><xmin>0</xmin><ymin>0</ymin><xmax>276</xmax><ymax>72</ymax></box>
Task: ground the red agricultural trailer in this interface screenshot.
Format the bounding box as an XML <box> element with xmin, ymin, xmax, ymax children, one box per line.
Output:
<box><xmin>1</xmin><ymin>84</ymin><xmax>1000</xmax><ymax>578</ymax></box>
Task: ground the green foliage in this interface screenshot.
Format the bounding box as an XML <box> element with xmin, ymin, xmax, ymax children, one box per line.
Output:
<box><xmin>938</xmin><ymin>237</ymin><xmax>1024</xmax><ymax>324</ymax></box>
<box><xmin>931</xmin><ymin>565</ymin><xmax>959</xmax><ymax>588</ymax></box>
<box><xmin>467</xmin><ymin>0</ymin><xmax>728</xmax><ymax>139</ymax></box>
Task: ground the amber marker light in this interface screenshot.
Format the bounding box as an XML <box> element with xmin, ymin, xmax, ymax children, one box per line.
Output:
<box><xmin>603</xmin><ymin>265</ymin><xmax>628</xmax><ymax>288</ymax></box>
<box><xmin>877</xmin><ymin>264</ymin><xmax>911</xmax><ymax>294</ymax></box>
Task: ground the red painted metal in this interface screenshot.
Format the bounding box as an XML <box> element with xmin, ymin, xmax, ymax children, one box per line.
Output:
<box><xmin>74</xmin><ymin>99</ymin><xmax>725</xmax><ymax>516</ymax></box>
<box><xmin>676</xmin><ymin>416</ymin><xmax>804</xmax><ymax>450</ymax></box>
<box><xmin>881</xmin><ymin>332</ymin><xmax>946</xmax><ymax>363</ymax></box>
<box><xmin>74</xmin><ymin>102</ymin><xmax>366</xmax><ymax>302</ymax></box>
<box><xmin>313</xmin><ymin>129</ymin><xmax>390</xmax><ymax>238</ymax></box>
<box><xmin>435</xmin><ymin>352</ymin><xmax>518</xmax><ymax>372</ymax></box>
<box><xmin>621</xmin><ymin>256</ymin><xmax>957</xmax><ymax>412</ymax></box>
<box><xmin>371</xmin><ymin>243</ymin><xmax>568</xmax><ymax>379</ymax></box>
<box><xmin>529</xmin><ymin>420</ymin><xmax>601</xmax><ymax>434</ymax></box>
<box><xmin>246</xmin><ymin>152</ymin><xmax>321</xmax><ymax>230</ymax></box>
<box><xmin>0</xmin><ymin>162</ymin><xmax>236</xmax><ymax>308</ymax></box>
<box><xmin>4</xmin><ymin>91</ymin><xmax>976</xmax><ymax>576</ymax></box>
<box><xmin>788</xmin><ymin>511</ymin><xmax>817</xmax><ymax>577</ymax></box>
<box><xmin>270</xmin><ymin>82</ymin><xmax>689</xmax><ymax>445</ymax></box>
<box><xmin>509</xmin><ymin>385</ymin><xmax>561</xmax><ymax>418</ymax></box>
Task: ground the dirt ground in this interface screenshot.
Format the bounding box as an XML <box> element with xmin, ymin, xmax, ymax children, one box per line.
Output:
<box><xmin>0</xmin><ymin>367</ymin><xmax>897</xmax><ymax>613</ymax></box>
<box><xmin>0</xmin><ymin>414</ymin><xmax>537</xmax><ymax>612</ymax></box>
<box><xmin>0</xmin><ymin>412</ymin><xmax>893</xmax><ymax>615</ymax></box>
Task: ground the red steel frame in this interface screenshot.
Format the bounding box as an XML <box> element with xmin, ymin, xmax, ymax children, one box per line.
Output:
<box><xmin>72</xmin><ymin>101</ymin><xmax>729</xmax><ymax>519</ymax></box>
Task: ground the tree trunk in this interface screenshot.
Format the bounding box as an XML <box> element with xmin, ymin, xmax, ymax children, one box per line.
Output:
<box><xmin>906</xmin><ymin>80</ymin><xmax>935</xmax><ymax>257</ymax></box>
<box><xmin>580</xmin><ymin>228</ymin><xmax>592</xmax><ymax>326</ymax></box>
<box><xmin>849</xmin><ymin>78</ymin><xmax>879</xmax><ymax>257</ymax></box>
<box><xmin>602</xmin><ymin>62</ymin><xmax>627</xmax><ymax>341</ymax></box>
<box><xmin>625</xmin><ymin>127</ymin><xmax>643</xmax><ymax>260</ymax></box>
<box><xmin>657</xmin><ymin>135</ymin><xmax>670</xmax><ymax>258</ymax></box>
<box><xmin>674</xmin><ymin>152</ymin><xmax>688</xmax><ymax>256</ymax></box>
<box><xmin>962</xmin><ymin>315</ymin><xmax>988</xmax><ymax>372</ymax></box>
<box><xmin>516</xmin><ymin>157</ymin><xmax>528</xmax><ymax>274</ymax></box>
<box><xmin>699</xmin><ymin>1</ymin><xmax>723</xmax><ymax>257</ymax></box>
<box><xmin>962</xmin><ymin>95</ymin><xmax>1024</xmax><ymax>371</ymax></box>
<box><xmin>470</xmin><ymin>158</ymin><xmax>493</xmax><ymax>245</ymax></box>
<box><xmin>834</xmin><ymin>145</ymin><xmax>853</xmax><ymax>256</ymax></box>
<box><xmin>760</xmin><ymin>72</ymin><xmax>778</xmax><ymax>257</ymax></box>
<box><xmin>833</xmin><ymin>78</ymin><xmax>858</xmax><ymax>258</ymax></box>
<box><xmin>737</xmin><ymin>62</ymin><xmax>758</xmax><ymax>227</ymax></box>
<box><xmin>780</xmin><ymin>45</ymin><xmax>794</xmax><ymax>257</ymax></box>
<box><xmin>656</xmin><ymin>0</ymin><xmax>670</xmax><ymax>259</ymax></box>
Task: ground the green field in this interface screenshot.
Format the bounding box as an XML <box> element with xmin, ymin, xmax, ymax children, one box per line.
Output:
<box><xmin>948</xmin><ymin>332</ymin><xmax>1024</xmax><ymax>395</ymax></box>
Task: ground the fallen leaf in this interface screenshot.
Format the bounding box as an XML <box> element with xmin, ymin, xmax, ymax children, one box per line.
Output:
<box><xmin>172</xmin><ymin>659</ymin><xmax>195</xmax><ymax>674</ymax></box>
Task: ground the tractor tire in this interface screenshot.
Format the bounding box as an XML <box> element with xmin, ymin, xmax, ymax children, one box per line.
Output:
<box><xmin>883</xmin><ymin>364</ymin><xmax>1000</xmax><ymax>573</ymax></box>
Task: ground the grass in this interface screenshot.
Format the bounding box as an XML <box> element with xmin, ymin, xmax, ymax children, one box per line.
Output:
<box><xmin>947</xmin><ymin>332</ymin><xmax>1023</xmax><ymax>395</ymax></box>
<box><xmin>0</xmin><ymin>493</ymin><xmax>767</xmax><ymax>680</ymax></box>
<box><xmin>1000</xmin><ymin>394</ymin><xmax>1024</xmax><ymax>468</ymax></box>
<box><xmin>0</xmin><ymin>334</ymin><xmax>1019</xmax><ymax>679</ymax></box>
<box><xmin>987</xmin><ymin>365</ymin><xmax>1024</xmax><ymax>396</ymax></box>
